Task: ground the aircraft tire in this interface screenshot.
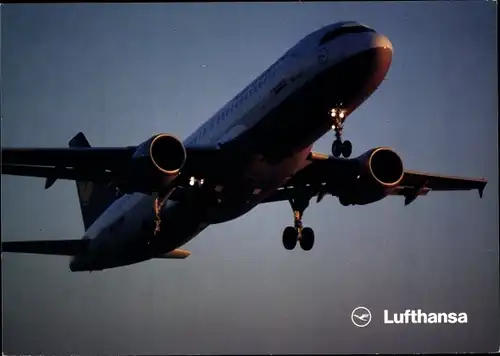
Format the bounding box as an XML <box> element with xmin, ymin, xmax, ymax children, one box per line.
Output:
<box><xmin>332</xmin><ymin>140</ymin><xmax>342</xmax><ymax>157</ymax></box>
<box><xmin>299</xmin><ymin>227</ymin><xmax>315</xmax><ymax>251</ymax></box>
<box><xmin>283</xmin><ymin>226</ymin><xmax>298</xmax><ymax>250</ymax></box>
<box><xmin>342</xmin><ymin>140</ymin><xmax>352</xmax><ymax>157</ymax></box>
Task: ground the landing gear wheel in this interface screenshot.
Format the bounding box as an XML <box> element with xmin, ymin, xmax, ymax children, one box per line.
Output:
<box><xmin>342</xmin><ymin>140</ymin><xmax>352</xmax><ymax>158</ymax></box>
<box><xmin>283</xmin><ymin>226</ymin><xmax>298</xmax><ymax>250</ymax></box>
<box><xmin>332</xmin><ymin>139</ymin><xmax>343</xmax><ymax>157</ymax></box>
<box><xmin>331</xmin><ymin>139</ymin><xmax>352</xmax><ymax>158</ymax></box>
<box><xmin>299</xmin><ymin>227</ymin><xmax>315</xmax><ymax>251</ymax></box>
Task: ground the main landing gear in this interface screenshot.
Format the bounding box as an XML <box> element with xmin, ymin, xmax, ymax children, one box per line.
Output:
<box><xmin>330</xmin><ymin>108</ymin><xmax>352</xmax><ymax>158</ymax></box>
<box><xmin>282</xmin><ymin>197</ymin><xmax>315</xmax><ymax>251</ymax></box>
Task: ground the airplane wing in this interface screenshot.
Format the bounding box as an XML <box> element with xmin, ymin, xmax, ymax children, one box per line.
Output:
<box><xmin>1</xmin><ymin>132</ymin><xmax>223</xmax><ymax>193</ymax></box>
<box><xmin>262</xmin><ymin>151</ymin><xmax>488</xmax><ymax>205</ymax></box>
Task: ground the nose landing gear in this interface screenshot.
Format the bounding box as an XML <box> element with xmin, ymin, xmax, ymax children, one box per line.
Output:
<box><xmin>332</xmin><ymin>138</ymin><xmax>352</xmax><ymax>158</ymax></box>
<box><xmin>282</xmin><ymin>196</ymin><xmax>315</xmax><ymax>251</ymax></box>
<box><xmin>330</xmin><ymin>108</ymin><xmax>352</xmax><ymax>158</ymax></box>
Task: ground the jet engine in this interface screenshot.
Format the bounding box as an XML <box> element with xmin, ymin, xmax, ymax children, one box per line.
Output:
<box><xmin>338</xmin><ymin>147</ymin><xmax>404</xmax><ymax>206</ymax></box>
<box><xmin>126</xmin><ymin>133</ymin><xmax>187</xmax><ymax>193</ymax></box>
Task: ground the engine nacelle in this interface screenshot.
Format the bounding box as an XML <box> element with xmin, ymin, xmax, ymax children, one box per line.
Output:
<box><xmin>338</xmin><ymin>147</ymin><xmax>404</xmax><ymax>206</ymax></box>
<box><xmin>126</xmin><ymin>134</ymin><xmax>187</xmax><ymax>193</ymax></box>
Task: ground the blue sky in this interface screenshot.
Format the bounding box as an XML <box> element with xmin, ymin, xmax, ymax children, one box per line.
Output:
<box><xmin>1</xmin><ymin>3</ymin><xmax>498</xmax><ymax>354</ymax></box>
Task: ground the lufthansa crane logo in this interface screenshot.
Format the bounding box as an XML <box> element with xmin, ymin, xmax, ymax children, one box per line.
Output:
<box><xmin>351</xmin><ymin>306</ymin><xmax>372</xmax><ymax>328</ymax></box>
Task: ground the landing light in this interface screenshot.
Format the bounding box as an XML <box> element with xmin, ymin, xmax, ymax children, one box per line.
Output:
<box><xmin>189</xmin><ymin>177</ymin><xmax>196</xmax><ymax>186</ymax></box>
<box><xmin>330</xmin><ymin>109</ymin><xmax>337</xmax><ymax>117</ymax></box>
<box><xmin>339</xmin><ymin>111</ymin><xmax>345</xmax><ymax>119</ymax></box>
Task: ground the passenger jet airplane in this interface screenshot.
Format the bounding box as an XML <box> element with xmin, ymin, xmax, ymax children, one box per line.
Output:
<box><xmin>1</xmin><ymin>21</ymin><xmax>488</xmax><ymax>272</ymax></box>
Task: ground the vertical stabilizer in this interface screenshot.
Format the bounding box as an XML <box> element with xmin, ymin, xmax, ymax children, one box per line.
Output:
<box><xmin>69</xmin><ymin>132</ymin><xmax>119</xmax><ymax>231</ymax></box>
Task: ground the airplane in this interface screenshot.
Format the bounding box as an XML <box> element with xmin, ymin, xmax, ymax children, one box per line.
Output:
<box><xmin>1</xmin><ymin>21</ymin><xmax>488</xmax><ymax>272</ymax></box>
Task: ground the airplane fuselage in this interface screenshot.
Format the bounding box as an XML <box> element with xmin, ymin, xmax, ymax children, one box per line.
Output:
<box><xmin>69</xmin><ymin>22</ymin><xmax>394</xmax><ymax>271</ymax></box>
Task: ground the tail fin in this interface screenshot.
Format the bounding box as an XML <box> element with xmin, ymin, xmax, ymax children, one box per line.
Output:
<box><xmin>69</xmin><ymin>132</ymin><xmax>119</xmax><ymax>231</ymax></box>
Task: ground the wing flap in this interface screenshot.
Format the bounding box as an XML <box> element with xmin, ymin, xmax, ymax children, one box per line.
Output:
<box><xmin>2</xmin><ymin>239</ymin><xmax>89</xmax><ymax>256</ymax></box>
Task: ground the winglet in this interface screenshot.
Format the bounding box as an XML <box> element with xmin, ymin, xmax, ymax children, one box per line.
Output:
<box><xmin>477</xmin><ymin>179</ymin><xmax>488</xmax><ymax>198</ymax></box>
<box><xmin>478</xmin><ymin>184</ymin><xmax>486</xmax><ymax>198</ymax></box>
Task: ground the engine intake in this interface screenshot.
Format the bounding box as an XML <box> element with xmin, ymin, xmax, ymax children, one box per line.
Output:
<box><xmin>149</xmin><ymin>134</ymin><xmax>187</xmax><ymax>174</ymax></box>
<box><xmin>339</xmin><ymin>147</ymin><xmax>404</xmax><ymax>205</ymax></box>
<box><xmin>367</xmin><ymin>147</ymin><xmax>404</xmax><ymax>187</ymax></box>
<box><xmin>124</xmin><ymin>133</ymin><xmax>187</xmax><ymax>193</ymax></box>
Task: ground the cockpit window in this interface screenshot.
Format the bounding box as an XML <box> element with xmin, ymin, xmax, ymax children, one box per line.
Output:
<box><xmin>319</xmin><ymin>26</ymin><xmax>375</xmax><ymax>46</ymax></box>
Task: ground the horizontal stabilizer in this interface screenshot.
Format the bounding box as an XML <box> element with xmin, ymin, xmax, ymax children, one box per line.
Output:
<box><xmin>155</xmin><ymin>249</ymin><xmax>191</xmax><ymax>259</ymax></box>
<box><xmin>2</xmin><ymin>239</ymin><xmax>89</xmax><ymax>256</ymax></box>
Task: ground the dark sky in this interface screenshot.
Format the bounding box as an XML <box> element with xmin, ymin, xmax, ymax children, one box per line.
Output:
<box><xmin>1</xmin><ymin>3</ymin><xmax>498</xmax><ymax>355</ymax></box>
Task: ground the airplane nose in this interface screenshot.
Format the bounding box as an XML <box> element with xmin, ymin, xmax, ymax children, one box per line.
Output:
<box><xmin>315</xmin><ymin>31</ymin><xmax>393</xmax><ymax>111</ymax></box>
<box><xmin>371</xmin><ymin>33</ymin><xmax>393</xmax><ymax>70</ymax></box>
<box><xmin>373</xmin><ymin>33</ymin><xmax>393</xmax><ymax>53</ymax></box>
<box><xmin>368</xmin><ymin>33</ymin><xmax>393</xmax><ymax>83</ymax></box>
